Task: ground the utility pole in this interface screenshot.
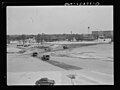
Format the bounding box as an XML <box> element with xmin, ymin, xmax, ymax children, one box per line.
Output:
<box><xmin>88</xmin><ymin>27</ymin><xmax>90</xmax><ymax>34</ymax></box>
<box><xmin>41</xmin><ymin>33</ymin><xmax>45</xmax><ymax>45</ymax></box>
<box><xmin>71</xmin><ymin>31</ymin><xmax>73</xmax><ymax>41</ymax></box>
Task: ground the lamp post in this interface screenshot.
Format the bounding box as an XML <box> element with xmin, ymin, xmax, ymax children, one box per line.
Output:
<box><xmin>67</xmin><ymin>74</ymin><xmax>77</xmax><ymax>85</ymax></box>
<box><xmin>88</xmin><ymin>27</ymin><xmax>90</xmax><ymax>35</ymax></box>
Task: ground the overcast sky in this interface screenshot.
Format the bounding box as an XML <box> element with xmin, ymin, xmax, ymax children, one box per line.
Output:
<box><xmin>7</xmin><ymin>6</ymin><xmax>113</xmax><ymax>35</ymax></box>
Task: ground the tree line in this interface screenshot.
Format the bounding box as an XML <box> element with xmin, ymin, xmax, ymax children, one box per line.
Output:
<box><xmin>7</xmin><ymin>34</ymin><xmax>86</xmax><ymax>44</ymax></box>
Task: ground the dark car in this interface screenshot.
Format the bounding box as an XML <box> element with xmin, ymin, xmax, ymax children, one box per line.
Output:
<box><xmin>32</xmin><ymin>52</ymin><xmax>38</xmax><ymax>57</ymax></box>
<box><xmin>17</xmin><ymin>45</ymin><xmax>23</xmax><ymax>46</ymax></box>
<box><xmin>63</xmin><ymin>45</ymin><xmax>68</xmax><ymax>49</ymax></box>
<box><xmin>41</xmin><ymin>55</ymin><xmax>50</xmax><ymax>61</ymax></box>
<box><xmin>35</xmin><ymin>78</ymin><xmax>55</xmax><ymax>85</ymax></box>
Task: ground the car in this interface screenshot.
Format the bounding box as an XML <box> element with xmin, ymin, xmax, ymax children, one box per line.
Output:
<box><xmin>41</xmin><ymin>55</ymin><xmax>50</xmax><ymax>61</ymax></box>
<box><xmin>35</xmin><ymin>78</ymin><xmax>55</xmax><ymax>85</ymax></box>
<box><xmin>32</xmin><ymin>52</ymin><xmax>38</xmax><ymax>57</ymax></box>
<box><xmin>63</xmin><ymin>45</ymin><xmax>68</xmax><ymax>49</ymax></box>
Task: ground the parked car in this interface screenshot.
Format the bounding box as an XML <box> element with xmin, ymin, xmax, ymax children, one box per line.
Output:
<box><xmin>35</xmin><ymin>78</ymin><xmax>55</xmax><ymax>85</ymax></box>
<box><xmin>32</xmin><ymin>52</ymin><xmax>38</xmax><ymax>57</ymax></box>
<box><xmin>63</xmin><ymin>45</ymin><xmax>68</xmax><ymax>49</ymax></box>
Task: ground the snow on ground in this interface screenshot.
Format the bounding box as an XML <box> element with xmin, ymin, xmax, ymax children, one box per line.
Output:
<box><xmin>7</xmin><ymin>47</ymin><xmax>21</xmax><ymax>53</ymax></box>
<box><xmin>7</xmin><ymin>71</ymin><xmax>62</xmax><ymax>85</ymax></box>
<box><xmin>7</xmin><ymin>70</ymin><xmax>113</xmax><ymax>85</ymax></box>
<box><xmin>62</xmin><ymin>70</ymin><xmax>113</xmax><ymax>85</ymax></box>
<box><xmin>50</xmin><ymin>56</ymin><xmax>113</xmax><ymax>74</ymax></box>
<box><xmin>46</xmin><ymin>40</ymin><xmax>111</xmax><ymax>45</ymax></box>
<box><xmin>7</xmin><ymin>43</ymin><xmax>113</xmax><ymax>85</ymax></box>
<box><xmin>7</xmin><ymin>54</ymin><xmax>66</xmax><ymax>72</ymax></box>
<box><xmin>51</xmin><ymin>43</ymin><xmax>113</xmax><ymax>61</ymax></box>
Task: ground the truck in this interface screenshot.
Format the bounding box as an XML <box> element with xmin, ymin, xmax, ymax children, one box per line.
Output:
<box><xmin>32</xmin><ymin>52</ymin><xmax>50</xmax><ymax>61</ymax></box>
<box><xmin>41</xmin><ymin>55</ymin><xmax>50</xmax><ymax>61</ymax></box>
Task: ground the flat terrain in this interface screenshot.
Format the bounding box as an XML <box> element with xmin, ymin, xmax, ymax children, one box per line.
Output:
<box><xmin>7</xmin><ymin>43</ymin><xmax>114</xmax><ymax>85</ymax></box>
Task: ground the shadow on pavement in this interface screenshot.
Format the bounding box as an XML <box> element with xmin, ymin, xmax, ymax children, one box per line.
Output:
<box><xmin>46</xmin><ymin>60</ymin><xmax>83</xmax><ymax>70</ymax></box>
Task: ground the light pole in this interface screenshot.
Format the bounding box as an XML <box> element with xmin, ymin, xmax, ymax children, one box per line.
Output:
<box><xmin>88</xmin><ymin>27</ymin><xmax>90</xmax><ymax>34</ymax></box>
<box><xmin>67</xmin><ymin>74</ymin><xmax>77</xmax><ymax>85</ymax></box>
<box><xmin>41</xmin><ymin>33</ymin><xmax>45</xmax><ymax>45</ymax></box>
<box><xmin>70</xmin><ymin>31</ymin><xmax>73</xmax><ymax>42</ymax></box>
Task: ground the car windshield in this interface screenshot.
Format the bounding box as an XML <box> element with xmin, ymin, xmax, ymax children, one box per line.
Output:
<box><xmin>40</xmin><ymin>78</ymin><xmax>48</xmax><ymax>81</ymax></box>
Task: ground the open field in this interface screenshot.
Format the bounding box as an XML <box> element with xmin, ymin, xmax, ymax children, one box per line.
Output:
<box><xmin>7</xmin><ymin>42</ymin><xmax>113</xmax><ymax>85</ymax></box>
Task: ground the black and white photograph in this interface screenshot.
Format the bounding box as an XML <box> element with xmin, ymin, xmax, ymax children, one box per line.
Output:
<box><xmin>6</xmin><ymin>5</ymin><xmax>113</xmax><ymax>85</ymax></box>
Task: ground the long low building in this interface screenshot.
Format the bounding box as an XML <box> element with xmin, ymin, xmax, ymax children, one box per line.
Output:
<box><xmin>92</xmin><ymin>31</ymin><xmax>113</xmax><ymax>39</ymax></box>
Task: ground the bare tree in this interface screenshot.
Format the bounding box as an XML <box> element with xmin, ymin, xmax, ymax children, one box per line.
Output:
<box><xmin>35</xmin><ymin>34</ymin><xmax>41</xmax><ymax>45</ymax></box>
<box><xmin>21</xmin><ymin>34</ymin><xmax>26</xmax><ymax>45</ymax></box>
